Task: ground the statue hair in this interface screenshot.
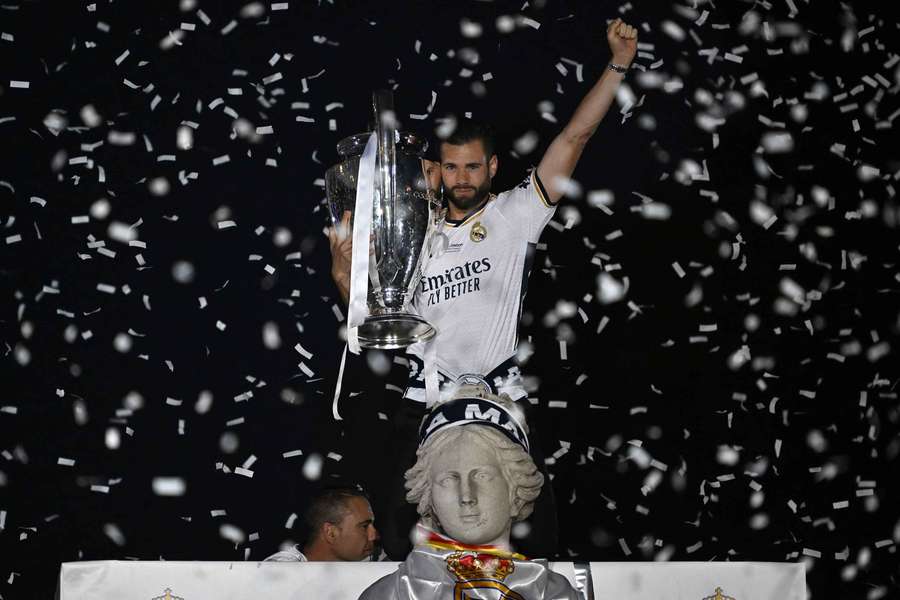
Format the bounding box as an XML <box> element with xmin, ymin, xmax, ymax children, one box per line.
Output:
<box><xmin>405</xmin><ymin>424</ymin><xmax>543</xmax><ymax>531</ymax></box>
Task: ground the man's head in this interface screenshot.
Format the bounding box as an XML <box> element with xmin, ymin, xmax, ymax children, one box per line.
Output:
<box><xmin>304</xmin><ymin>486</ymin><xmax>378</xmax><ymax>561</ymax></box>
<box><xmin>439</xmin><ymin>119</ymin><xmax>498</xmax><ymax>213</ymax></box>
<box><xmin>405</xmin><ymin>394</ymin><xmax>543</xmax><ymax>547</ymax></box>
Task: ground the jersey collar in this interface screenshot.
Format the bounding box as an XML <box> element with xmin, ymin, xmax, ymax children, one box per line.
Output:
<box><xmin>444</xmin><ymin>195</ymin><xmax>495</xmax><ymax>228</ymax></box>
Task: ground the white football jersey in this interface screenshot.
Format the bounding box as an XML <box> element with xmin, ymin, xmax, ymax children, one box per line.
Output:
<box><xmin>406</xmin><ymin>170</ymin><xmax>556</xmax><ymax>400</ymax></box>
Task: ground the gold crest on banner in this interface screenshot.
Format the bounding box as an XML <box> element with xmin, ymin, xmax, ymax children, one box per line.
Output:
<box><xmin>151</xmin><ymin>588</ymin><xmax>185</xmax><ymax>600</ymax></box>
<box><xmin>470</xmin><ymin>222</ymin><xmax>487</xmax><ymax>243</ymax></box>
<box><xmin>446</xmin><ymin>552</ymin><xmax>522</xmax><ymax>600</ymax></box>
<box><xmin>702</xmin><ymin>587</ymin><xmax>737</xmax><ymax>600</ymax></box>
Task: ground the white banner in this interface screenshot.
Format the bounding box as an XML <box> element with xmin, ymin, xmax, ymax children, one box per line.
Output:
<box><xmin>589</xmin><ymin>561</ymin><xmax>806</xmax><ymax>599</ymax></box>
<box><xmin>59</xmin><ymin>560</ymin><xmax>804</xmax><ymax>600</ymax></box>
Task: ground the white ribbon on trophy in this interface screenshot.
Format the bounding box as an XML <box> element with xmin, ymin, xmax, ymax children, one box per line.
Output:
<box><xmin>347</xmin><ymin>133</ymin><xmax>378</xmax><ymax>356</ymax></box>
<box><xmin>332</xmin><ymin>133</ymin><xmax>377</xmax><ymax>420</ymax></box>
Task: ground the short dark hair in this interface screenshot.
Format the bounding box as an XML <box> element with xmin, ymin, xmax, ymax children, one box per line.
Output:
<box><xmin>442</xmin><ymin>118</ymin><xmax>495</xmax><ymax>159</ymax></box>
<box><xmin>304</xmin><ymin>485</ymin><xmax>369</xmax><ymax>541</ymax></box>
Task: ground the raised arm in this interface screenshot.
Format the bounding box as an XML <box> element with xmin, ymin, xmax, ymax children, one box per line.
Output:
<box><xmin>537</xmin><ymin>18</ymin><xmax>638</xmax><ymax>204</ymax></box>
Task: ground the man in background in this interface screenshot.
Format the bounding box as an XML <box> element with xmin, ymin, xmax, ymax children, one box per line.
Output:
<box><xmin>266</xmin><ymin>485</ymin><xmax>379</xmax><ymax>562</ymax></box>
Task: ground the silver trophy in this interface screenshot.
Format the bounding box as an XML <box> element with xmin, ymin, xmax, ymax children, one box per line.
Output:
<box><xmin>325</xmin><ymin>90</ymin><xmax>439</xmax><ymax>349</ymax></box>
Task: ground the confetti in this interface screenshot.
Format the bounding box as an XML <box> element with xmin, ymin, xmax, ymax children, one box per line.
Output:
<box><xmin>1</xmin><ymin>5</ymin><xmax>897</xmax><ymax>599</ymax></box>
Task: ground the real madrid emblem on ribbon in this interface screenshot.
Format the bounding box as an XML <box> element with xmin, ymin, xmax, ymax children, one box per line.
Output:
<box><xmin>445</xmin><ymin>552</ymin><xmax>523</xmax><ymax>600</ymax></box>
<box><xmin>470</xmin><ymin>221</ymin><xmax>487</xmax><ymax>242</ymax></box>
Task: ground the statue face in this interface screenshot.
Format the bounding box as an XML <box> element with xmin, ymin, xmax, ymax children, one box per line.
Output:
<box><xmin>428</xmin><ymin>429</ymin><xmax>512</xmax><ymax>546</ymax></box>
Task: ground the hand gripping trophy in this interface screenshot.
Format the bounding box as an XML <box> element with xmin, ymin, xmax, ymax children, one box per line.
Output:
<box><xmin>359</xmin><ymin>385</ymin><xmax>579</xmax><ymax>600</ymax></box>
<box><xmin>325</xmin><ymin>90</ymin><xmax>441</xmax><ymax>349</ymax></box>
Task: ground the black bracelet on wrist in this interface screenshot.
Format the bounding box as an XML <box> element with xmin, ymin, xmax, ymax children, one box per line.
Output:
<box><xmin>607</xmin><ymin>62</ymin><xmax>629</xmax><ymax>74</ymax></box>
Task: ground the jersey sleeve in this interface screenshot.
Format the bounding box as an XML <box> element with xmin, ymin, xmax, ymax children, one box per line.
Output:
<box><xmin>493</xmin><ymin>169</ymin><xmax>557</xmax><ymax>243</ymax></box>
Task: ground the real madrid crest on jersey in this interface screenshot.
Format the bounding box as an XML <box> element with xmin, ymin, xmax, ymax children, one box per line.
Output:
<box><xmin>470</xmin><ymin>221</ymin><xmax>487</xmax><ymax>243</ymax></box>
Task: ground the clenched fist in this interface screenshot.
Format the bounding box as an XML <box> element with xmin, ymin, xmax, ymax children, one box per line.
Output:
<box><xmin>607</xmin><ymin>18</ymin><xmax>638</xmax><ymax>67</ymax></box>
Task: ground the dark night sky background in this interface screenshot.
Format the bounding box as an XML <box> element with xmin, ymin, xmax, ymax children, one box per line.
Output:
<box><xmin>1</xmin><ymin>0</ymin><xmax>899</xmax><ymax>598</ymax></box>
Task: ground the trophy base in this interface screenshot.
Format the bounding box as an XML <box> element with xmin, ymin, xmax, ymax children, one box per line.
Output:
<box><xmin>357</xmin><ymin>313</ymin><xmax>436</xmax><ymax>350</ymax></box>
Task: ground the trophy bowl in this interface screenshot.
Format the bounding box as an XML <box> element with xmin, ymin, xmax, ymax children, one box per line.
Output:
<box><xmin>325</xmin><ymin>124</ymin><xmax>438</xmax><ymax>350</ymax></box>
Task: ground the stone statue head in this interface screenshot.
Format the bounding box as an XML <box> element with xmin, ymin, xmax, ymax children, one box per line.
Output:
<box><xmin>405</xmin><ymin>390</ymin><xmax>543</xmax><ymax>547</ymax></box>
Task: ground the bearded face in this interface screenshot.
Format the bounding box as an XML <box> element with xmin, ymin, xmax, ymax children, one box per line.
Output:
<box><xmin>446</xmin><ymin>177</ymin><xmax>492</xmax><ymax>212</ymax></box>
<box><xmin>440</xmin><ymin>140</ymin><xmax>497</xmax><ymax>215</ymax></box>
